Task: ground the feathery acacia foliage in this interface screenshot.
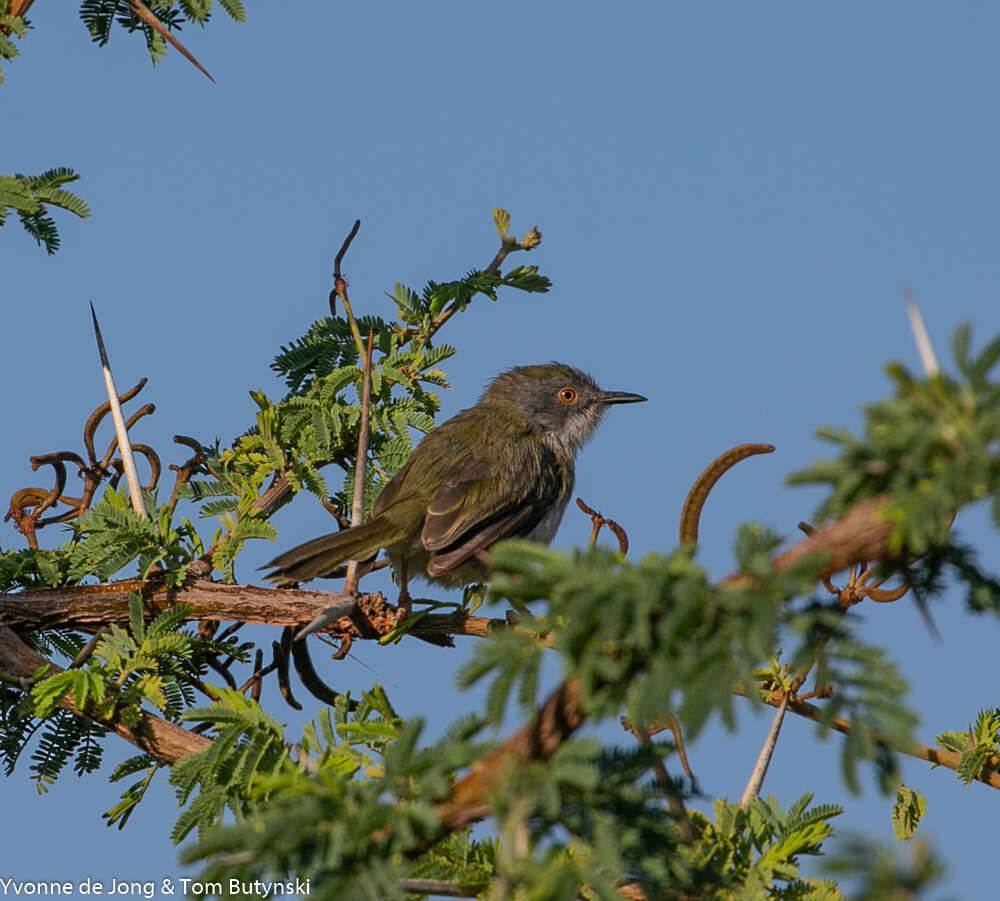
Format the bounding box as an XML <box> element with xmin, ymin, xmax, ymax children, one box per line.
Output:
<box><xmin>0</xmin><ymin>0</ymin><xmax>28</xmax><ymax>83</ymax></box>
<box><xmin>4</xmin><ymin>211</ymin><xmax>1000</xmax><ymax>897</ymax></box>
<box><xmin>0</xmin><ymin>168</ymin><xmax>91</xmax><ymax>253</ymax></box>
<box><xmin>78</xmin><ymin>0</ymin><xmax>245</xmax><ymax>65</ymax></box>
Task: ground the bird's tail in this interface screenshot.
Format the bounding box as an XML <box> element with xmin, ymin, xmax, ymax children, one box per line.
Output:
<box><xmin>262</xmin><ymin>514</ymin><xmax>405</xmax><ymax>585</ymax></box>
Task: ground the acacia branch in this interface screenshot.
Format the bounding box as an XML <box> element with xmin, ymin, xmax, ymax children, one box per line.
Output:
<box><xmin>739</xmin><ymin>687</ymin><xmax>1000</xmax><ymax>792</ymax></box>
<box><xmin>421</xmin><ymin>493</ymin><xmax>932</xmax><ymax>837</ymax></box>
<box><xmin>0</xmin><ymin>579</ymin><xmax>500</xmax><ymax>640</ymax></box>
<box><xmin>331</xmin><ymin>219</ymin><xmax>366</xmax><ymax>359</ymax></box>
<box><xmin>0</xmin><ymin>625</ymin><xmax>209</xmax><ymax>763</ymax></box>
<box><xmin>431</xmin><ymin>678</ymin><xmax>587</xmax><ymax>835</ymax></box>
<box><xmin>0</xmin><ymin>493</ymin><xmax>956</xmax><ymax>814</ymax></box>
<box><xmin>739</xmin><ymin>691</ymin><xmax>788</xmax><ymax>806</ymax></box>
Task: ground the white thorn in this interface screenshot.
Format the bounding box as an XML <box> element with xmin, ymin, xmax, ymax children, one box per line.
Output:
<box><xmin>90</xmin><ymin>303</ymin><xmax>147</xmax><ymax>519</ymax></box>
<box><xmin>903</xmin><ymin>286</ymin><xmax>940</xmax><ymax>377</ymax></box>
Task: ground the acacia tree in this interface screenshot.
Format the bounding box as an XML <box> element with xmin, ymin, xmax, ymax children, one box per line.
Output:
<box><xmin>3</xmin><ymin>204</ymin><xmax>1000</xmax><ymax>899</ymax></box>
<box><xmin>5</xmin><ymin>6</ymin><xmax>1000</xmax><ymax>899</ymax></box>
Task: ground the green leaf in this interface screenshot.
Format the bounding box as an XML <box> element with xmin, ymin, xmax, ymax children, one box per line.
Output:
<box><xmin>891</xmin><ymin>784</ymin><xmax>926</xmax><ymax>840</ymax></box>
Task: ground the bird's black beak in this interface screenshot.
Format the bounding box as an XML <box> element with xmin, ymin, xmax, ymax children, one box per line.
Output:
<box><xmin>598</xmin><ymin>390</ymin><xmax>648</xmax><ymax>405</ymax></box>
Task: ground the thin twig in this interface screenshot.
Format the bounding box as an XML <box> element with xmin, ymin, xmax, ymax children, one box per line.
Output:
<box><xmin>417</xmin><ymin>213</ymin><xmax>541</xmax><ymax>342</ymax></box>
<box><xmin>344</xmin><ymin>330</ymin><xmax>375</xmax><ymax>594</ymax></box>
<box><xmin>332</xmin><ymin>220</ymin><xmax>366</xmax><ymax>359</ymax></box>
<box><xmin>738</xmin><ymin>687</ymin><xmax>1000</xmax><ymax>792</ymax></box>
<box><xmin>333</xmin><ymin>219</ymin><xmax>361</xmax><ymax>280</ymax></box>
<box><xmin>628</xmin><ymin>722</ymin><xmax>695</xmax><ymax>842</ymax></box>
<box><xmin>90</xmin><ymin>303</ymin><xmax>146</xmax><ymax>519</ymax></box>
<box><xmin>576</xmin><ymin>497</ymin><xmax>629</xmax><ymax>554</ymax></box>
<box><xmin>621</xmin><ymin>713</ymin><xmax>694</xmax><ymax>781</ymax></box>
<box><xmin>739</xmin><ymin>691</ymin><xmax>789</xmax><ymax>806</ymax></box>
<box><xmin>397</xmin><ymin>880</ymin><xmax>486</xmax><ymax>898</ymax></box>
<box><xmin>70</xmin><ymin>626</ymin><xmax>112</xmax><ymax>668</ymax></box>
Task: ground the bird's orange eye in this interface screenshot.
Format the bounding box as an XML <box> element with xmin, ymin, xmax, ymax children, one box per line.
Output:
<box><xmin>557</xmin><ymin>387</ymin><xmax>577</xmax><ymax>404</ymax></box>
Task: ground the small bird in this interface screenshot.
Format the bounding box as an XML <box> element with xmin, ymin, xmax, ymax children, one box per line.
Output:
<box><xmin>263</xmin><ymin>362</ymin><xmax>646</xmax><ymax>595</ymax></box>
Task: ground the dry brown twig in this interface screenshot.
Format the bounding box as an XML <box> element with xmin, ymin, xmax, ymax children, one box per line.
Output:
<box><xmin>576</xmin><ymin>497</ymin><xmax>629</xmax><ymax>554</ymax></box>
<box><xmin>332</xmin><ymin>219</ymin><xmax>366</xmax><ymax>358</ymax></box>
<box><xmin>5</xmin><ymin>378</ymin><xmax>158</xmax><ymax>547</ymax></box>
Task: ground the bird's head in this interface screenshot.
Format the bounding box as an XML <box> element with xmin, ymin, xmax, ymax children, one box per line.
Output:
<box><xmin>481</xmin><ymin>362</ymin><xmax>647</xmax><ymax>453</ymax></box>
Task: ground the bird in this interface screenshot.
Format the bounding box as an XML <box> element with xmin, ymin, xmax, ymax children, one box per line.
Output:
<box><xmin>263</xmin><ymin>362</ymin><xmax>646</xmax><ymax>599</ymax></box>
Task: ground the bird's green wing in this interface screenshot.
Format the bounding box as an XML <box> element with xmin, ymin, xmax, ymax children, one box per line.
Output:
<box><xmin>420</xmin><ymin>445</ymin><xmax>566</xmax><ymax>570</ymax></box>
<box><xmin>370</xmin><ymin>456</ymin><xmax>414</xmax><ymax>519</ymax></box>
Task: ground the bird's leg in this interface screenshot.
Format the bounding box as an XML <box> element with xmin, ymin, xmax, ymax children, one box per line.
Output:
<box><xmin>395</xmin><ymin>558</ymin><xmax>412</xmax><ymax>622</ymax></box>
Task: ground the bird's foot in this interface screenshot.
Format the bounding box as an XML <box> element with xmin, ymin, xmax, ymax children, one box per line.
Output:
<box><xmin>394</xmin><ymin>586</ymin><xmax>413</xmax><ymax>623</ymax></box>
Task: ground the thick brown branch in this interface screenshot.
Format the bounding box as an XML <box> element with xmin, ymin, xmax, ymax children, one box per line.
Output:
<box><xmin>0</xmin><ymin>625</ymin><xmax>209</xmax><ymax>763</ymax></box>
<box><xmin>432</xmin><ymin>678</ymin><xmax>586</xmax><ymax>834</ymax></box>
<box><xmin>765</xmin><ymin>494</ymin><xmax>896</xmax><ymax>581</ymax></box>
<box><xmin>0</xmin><ymin>493</ymin><xmax>936</xmax><ymax>838</ymax></box>
<box><xmin>0</xmin><ymin>579</ymin><xmax>501</xmax><ymax>641</ymax></box>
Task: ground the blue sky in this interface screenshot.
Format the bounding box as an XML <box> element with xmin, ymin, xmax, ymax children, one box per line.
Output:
<box><xmin>4</xmin><ymin>2</ymin><xmax>1000</xmax><ymax>897</ymax></box>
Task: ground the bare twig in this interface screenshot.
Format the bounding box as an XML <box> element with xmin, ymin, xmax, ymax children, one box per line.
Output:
<box><xmin>344</xmin><ymin>330</ymin><xmax>375</xmax><ymax>594</ymax></box>
<box><xmin>90</xmin><ymin>303</ymin><xmax>146</xmax><ymax>519</ymax></box>
<box><xmin>575</xmin><ymin>497</ymin><xmax>629</xmax><ymax>554</ymax></box>
<box><xmin>739</xmin><ymin>687</ymin><xmax>1000</xmax><ymax>792</ymax></box>
<box><xmin>628</xmin><ymin>722</ymin><xmax>695</xmax><ymax>842</ymax></box>
<box><xmin>70</xmin><ymin>626</ymin><xmax>112</xmax><ymax>668</ymax></box>
<box><xmin>739</xmin><ymin>691</ymin><xmax>789</xmax><ymax>806</ymax></box>
<box><xmin>331</xmin><ymin>220</ymin><xmax>366</xmax><ymax>359</ymax></box>
<box><xmin>333</xmin><ymin>220</ymin><xmax>361</xmax><ymax>283</ymax></box>
<box><xmin>621</xmin><ymin>713</ymin><xmax>694</xmax><ymax>781</ymax></box>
